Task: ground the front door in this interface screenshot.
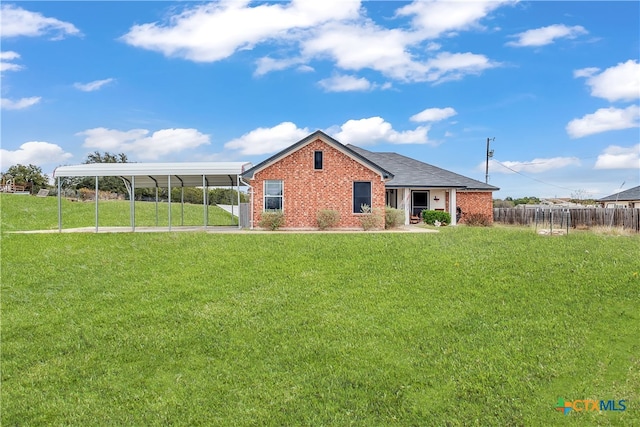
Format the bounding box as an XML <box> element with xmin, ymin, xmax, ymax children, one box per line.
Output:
<box><xmin>412</xmin><ymin>191</ymin><xmax>429</xmax><ymax>216</ymax></box>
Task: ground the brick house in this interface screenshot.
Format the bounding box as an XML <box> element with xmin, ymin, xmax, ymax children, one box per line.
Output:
<box><xmin>242</xmin><ymin>130</ymin><xmax>498</xmax><ymax>229</ymax></box>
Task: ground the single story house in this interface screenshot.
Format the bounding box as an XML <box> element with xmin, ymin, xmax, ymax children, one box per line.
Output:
<box><xmin>598</xmin><ymin>185</ymin><xmax>640</xmax><ymax>208</ymax></box>
<box><xmin>242</xmin><ymin>130</ymin><xmax>498</xmax><ymax>229</ymax></box>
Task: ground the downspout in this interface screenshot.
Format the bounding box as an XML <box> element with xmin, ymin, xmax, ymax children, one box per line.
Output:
<box><xmin>148</xmin><ymin>176</ymin><xmax>159</xmax><ymax>226</ymax></box>
<box><xmin>239</xmin><ymin>176</ymin><xmax>253</xmax><ymax>230</ymax></box>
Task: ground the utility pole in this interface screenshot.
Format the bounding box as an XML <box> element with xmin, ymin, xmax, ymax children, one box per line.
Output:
<box><xmin>485</xmin><ymin>137</ymin><xmax>495</xmax><ymax>184</ymax></box>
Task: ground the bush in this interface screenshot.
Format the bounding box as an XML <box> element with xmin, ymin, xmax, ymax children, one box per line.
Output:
<box><xmin>421</xmin><ymin>210</ymin><xmax>451</xmax><ymax>226</ymax></box>
<box><xmin>385</xmin><ymin>207</ymin><xmax>405</xmax><ymax>229</ymax></box>
<box><xmin>316</xmin><ymin>209</ymin><xmax>340</xmax><ymax>230</ymax></box>
<box><xmin>359</xmin><ymin>204</ymin><xmax>384</xmax><ymax>230</ymax></box>
<box><xmin>464</xmin><ymin>213</ymin><xmax>492</xmax><ymax>227</ymax></box>
<box><xmin>258</xmin><ymin>211</ymin><xmax>285</xmax><ymax>230</ymax></box>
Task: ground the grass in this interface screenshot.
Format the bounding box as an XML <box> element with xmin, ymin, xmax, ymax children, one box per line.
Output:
<box><xmin>1</xmin><ymin>194</ymin><xmax>639</xmax><ymax>425</ymax></box>
<box><xmin>0</xmin><ymin>193</ymin><xmax>237</xmax><ymax>231</ymax></box>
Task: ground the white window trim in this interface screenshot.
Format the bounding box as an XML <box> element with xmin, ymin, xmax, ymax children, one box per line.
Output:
<box><xmin>352</xmin><ymin>181</ymin><xmax>372</xmax><ymax>214</ymax></box>
<box><xmin>264</xmin><ymin>179</ymin><xmax>284</xmax><ymax>212</ymax></box>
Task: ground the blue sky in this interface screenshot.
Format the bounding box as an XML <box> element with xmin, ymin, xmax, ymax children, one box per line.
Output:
<box><xmin>1</xmin><ymin>1</ymin><xmax>638</xmax><ymax>199</ymax></box>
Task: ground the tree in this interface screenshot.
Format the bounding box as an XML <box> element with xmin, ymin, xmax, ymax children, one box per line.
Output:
<box><xmin>85</xmin><ymin>151</ymin><xmax>129</xmax><ymax>164</ymax></box>
<box><xmin>2</xmin><ymin>164</ymin><xmax>50</xmax><ymax>193</ymax></box>
<box><xmin>513</xmin><ymin>196</ymin><xmax>541</xmax><ymax>206</ymax></box>
<box><xmin>569</xmin><ymin>189</ymin><xmax>596</xmax><ymax>206</ymax></box>
<box><xmin>493</xmin><ymin>198</ymin><xmax>514</xmax><ymax>208</ymax></box>
<box><xmin>76</xmin><ymin>151</ymin><xmax>129</xmax><ymax>194</ymax></box>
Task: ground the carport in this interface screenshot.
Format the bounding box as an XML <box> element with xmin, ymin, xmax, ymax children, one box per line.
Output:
<box><xmin>52</xmin><ymin>162</ymin><xmax>252</xmax><ymax>232</ymax></box>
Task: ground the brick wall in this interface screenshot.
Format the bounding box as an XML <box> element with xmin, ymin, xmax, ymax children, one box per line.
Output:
<box><xmin>250</xmin><ymin>138</ymin><xmax>386</xmax><ymax>228</ymax></box>
<box><xmin>456</xmin><ymin>191</ymin><xmax>494</xmax><ymax>223</ymax></box>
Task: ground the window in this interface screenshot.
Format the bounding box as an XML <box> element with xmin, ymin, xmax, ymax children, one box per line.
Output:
<box><xmin>314</xmin><ymin>151</ymin><xmax>323</xmax><ymax>170</ymax></box>
<box><xmin>353</xmin><ymin>181</ymin><xmax>371</xmax><ymax>213</ymax></box>
<box><xmin>264</xmin><ymin>180</ymin><xmax>283</xmax><ymax>211</ymax></box>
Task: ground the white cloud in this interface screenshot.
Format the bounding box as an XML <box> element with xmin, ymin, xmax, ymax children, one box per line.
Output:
<box><xmin>0</xmin><ymin>50</ymin><xmax>22</xmax><ymax>71</ymax></box>
<box><xmin>224</xmin><ymin>122</ymin><xmax>310</xmax><ymax>155</ymax></box>
<box><xmin>332</xmin><ymin>117</ymin><xmax>429</xmax><ymax>145</ymax></box>
<box><xmin>0</xmin><ymin>141</ymin><xmax>73</xmax><ymax>169</ymax></box>
<box><xmin>303</xmin><ymin>22</ymin><xmax>498</xmax><ymax>83</ymax></box>
<box><xmin>254</xmin><ymin>57</ymin><xmax>304</xmax><ymax>76</ymax></box>
<box><xmin>573</xmin><ymin>67</ymin><xmax>599</xmax><ymax>78</ymax></box>
<box><xmin>566</xmin><ymin>105</ymin><xmax>640</xmax><ymax>138</ymax></box>
<box><xmin>74</xmin><ymin>78</ymin><xmax>115</xmax><ymax>92</ymax></box>
<box><xmin>0</xmin><ymin>4</ymin><xmax>81</xmax><ymax>39</ymax></box>
<box><xmin>488</xmin><ymin>157</ymin><xmax>580</xmax><ymax>174</ymax></box>
<box><xmin>424</xmin><ymin>52</ymin><xmax>498</xmax><ymax>83</ymax></box>
<box><xmin>122</xmin><ymin>1</ymin><xmax>506</xmax><ymax>85</ymax></box>
<box><xmin>0</xmin><ymin>51</ymin><xmax>20</xmax><ymax>60</ymax></box>
<box><xmin>506</xmin><ymin>24</ymin><xmax>587</xmax><ymax>47</ymax></box>
<box><xmin>576</xmin><ymin>60</ymin><xmax>640</xmax><ymax>102</ymax></box>
<box><xmin>121</xmin><ymin>1</ymin><xmax>360</xmax><ymax>62</ymax></box>
<box><xmin>594</xmin><ymin>144</ymin><xmax>640</xmax><ymax>169</ymax></box>
<box><xmin>296</xmin><ymin>64</ymin><xmax>314</xmax><ymax>73</ymax></box>
<box><xmin>1</xmin><ymin>96</ymin><xmax>41</xmax><ymax>110</ymax></box>
<box><xmin>397</xmin><ymin>0</ymin><xmax>510</xmax><ymax>39</ymax></box>
<box><xmin>303</xmin><ymin>21</ymin><xmax>425</xmax><ymax>81</ymax></box>
<box><xmin>410</xmin><ymin>107</ymin><xmax>457</xmax><ymax>122</ymax></box>
<box><xmin>318</xmin><ymin>74</ymin><xmax>371</xmax><ymax>92</ymax></box>
<box><xmin>78</xmin><ymin>127</ymin><xmax>210</xmax><ymax>160</ymax></box>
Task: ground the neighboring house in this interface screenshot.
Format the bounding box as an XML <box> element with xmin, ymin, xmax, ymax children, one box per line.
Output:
<box><xmin>598</xmin><ymin>185</ymin><xmax>640</xmax><ymax>208</ymax></box>
<box><xmin>241</xmin><ymin>130</ymin><xmax>499</xmax><ymax>229</ymax></box>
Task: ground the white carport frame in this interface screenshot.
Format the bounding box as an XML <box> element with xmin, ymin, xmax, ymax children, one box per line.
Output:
<box><xmin>53</xmin><ymin>162</ymin><xmax>251</xmax><ymax>232</ymax></box>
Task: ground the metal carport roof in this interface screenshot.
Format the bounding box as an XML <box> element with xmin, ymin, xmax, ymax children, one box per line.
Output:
<box><xmin>53</xmin><ymin>162</ymin><xmax>252</xmax><ymax>187</ymax></box>
<box><xmin>52</xmin><ymin>162</ymin><xmax>252</xmax><ymax>232</ymax></box>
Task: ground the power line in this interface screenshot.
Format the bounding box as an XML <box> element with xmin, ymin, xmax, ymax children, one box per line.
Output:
<box><xmin>491</xmin><ymin>158</ymin><xmax>593</xmax><ymax>195</ymax></box>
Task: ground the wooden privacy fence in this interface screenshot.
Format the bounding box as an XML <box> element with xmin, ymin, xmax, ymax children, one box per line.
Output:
<box><xmin>493</xmin><ymin>207</ymin><xmax>640</xmax><ymax>232</ymax></box>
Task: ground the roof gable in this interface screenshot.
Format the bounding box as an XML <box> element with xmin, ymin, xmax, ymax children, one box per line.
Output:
<box><xmin>241</xmin><ymin>130</ymin><xmax>393</xmax><ymax>179</ymax></box>
<box><xmin>347</xmin><ymin>144</ymin><xmax>499</xmax><ymax>191</ymax></box>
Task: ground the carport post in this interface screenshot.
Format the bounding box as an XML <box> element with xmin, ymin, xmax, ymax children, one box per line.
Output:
<box><xmin>57</xmin><ymin>176</ymin><xmax>62</xmax><ymax>232</ymax></box>
<box><xmin>168</xmin><ymin>175</ymin><xmax>172</xmax><ymax>231</ymax></box>
<box><xmin>228</xmin><ymin>175</ymin><xmax>234</xmax><ymax>226</ymax></box>
<box><xmin>202</xmin><ymin>175</ymin><xmax>206</xmax><ymax>228</ymax></box>
<box><xmin>237</xmin><ymin>175</ymin><xmax>241</xmax><ymax>229</ymax></box>
<box><xmin>95</xmin><ymin>176</ymin><xmax>99</xmax><ymax>233</ymax></box>
<box><xmin>130</xmin><ymin>176</ymin><xmax>135</xmax><ymax>232</ymax></box>
<box><xmin>155</xmin><ymin>185</ymin><xmax>159</xmax><ymax>226</ymax></box>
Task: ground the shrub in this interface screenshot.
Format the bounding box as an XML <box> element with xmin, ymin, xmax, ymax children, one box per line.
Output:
<box><xmin>385</xmin><ymin>207</ymin><xmax>405</xmax><ymax>229</ymax></box>
<box><xmin>359</xmin><ymin>204</ymin><xmax>384</xmax><ymax>231</ymax></box>
<box><xmin>464</xmin><ymin>213</ymin><xmax>492</xmax><ymax>227</ymax></box>
<box><xmin>316</xmin><ymin>209</ymin><xmax>340</xmax><ymax>230</ymax></box>
<box><xmin>421</xmin><ymin>210</ymin><xmax>451</xmax><ymax>226</ymax></box>
<box><xmin>258</xmin><ymin>211</ymin><xmax>285</xmax><ymax>230</ymax></box>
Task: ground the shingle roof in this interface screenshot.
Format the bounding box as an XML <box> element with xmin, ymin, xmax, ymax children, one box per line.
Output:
<box><xmin>242</xmin><ymin>130</ymin><xmax>393</xmax><ymax>180</ymax></box>
<box><xmin>598</xmin><ymin>185</ymin><xmax>640</xmax><ymax>201</ymax></box>
<box><xmin>347</xmin><ymin>145</ymin><xmax>499</xmax><ymax>191</ymax></box>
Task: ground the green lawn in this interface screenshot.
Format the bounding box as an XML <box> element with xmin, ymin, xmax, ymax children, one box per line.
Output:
<box><xmin>1</xmin><ymin>194</ymin><xmax>639</xmax><ymax>425</ymax></box>
<box><xmin>0</xmin><ymin>193</ymin><xmax>237</xmax><ymax>231</ymax></box>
